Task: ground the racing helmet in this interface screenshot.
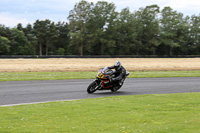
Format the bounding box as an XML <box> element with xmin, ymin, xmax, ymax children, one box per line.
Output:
<box><xmin>114</xmin><ymin>61</ymin><xmax>121</xmax><ymax>70</ymax></box>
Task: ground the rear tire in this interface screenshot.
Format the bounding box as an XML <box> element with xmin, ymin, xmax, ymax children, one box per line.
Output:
<box><xmin>111</xmin><ymin>87</ymin><xmax>117</xmax><ymax>92</ymax></box>
<box><xmin>111</xmin><ymin>85</ymin><xmax>122</xmax><ymax>92</ymax></box>
<box><xmin>87</xmin><ymin>81</ymin><xmax>98</xmax><ymax>94</ymax></box>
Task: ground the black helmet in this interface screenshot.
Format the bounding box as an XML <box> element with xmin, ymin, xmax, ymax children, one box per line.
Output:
<box><xmin>114</xmin><ymin>61</ymin><xmax>121</xmax><ymax>70</ymax></box>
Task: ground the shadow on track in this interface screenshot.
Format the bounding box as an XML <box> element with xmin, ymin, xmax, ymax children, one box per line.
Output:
<box><xmin>90</xmin><ymin>91</ymin><xmax>135</xmax><ymax>96</ymax></box>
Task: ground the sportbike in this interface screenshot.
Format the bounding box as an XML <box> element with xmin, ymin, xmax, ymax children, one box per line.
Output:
<box><xmin>87</xmin><ymin>67</ymin><xmax>129</xmax><ymax>94</ymax></box>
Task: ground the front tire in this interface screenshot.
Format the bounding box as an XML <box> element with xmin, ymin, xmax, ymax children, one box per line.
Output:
<box><xmin>87</xmin><ymin>81</ymin><xmax>98</xmax><ymax>94</ymax></box>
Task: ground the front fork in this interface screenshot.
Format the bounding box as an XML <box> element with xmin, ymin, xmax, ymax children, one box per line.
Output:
<box><xmin>94</xmin><ymin>79</ymin><xmax>102</xmax><ymax>90</ymax></box>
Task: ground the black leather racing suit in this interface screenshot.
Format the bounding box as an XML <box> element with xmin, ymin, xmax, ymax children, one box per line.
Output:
<box><xmin>108</xmin><ymin>65</ymin><xmax>126</xmax><ymax>86</ymax></box>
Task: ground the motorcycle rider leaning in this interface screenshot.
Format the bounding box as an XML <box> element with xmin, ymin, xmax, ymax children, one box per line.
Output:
<box><xmin>108</xmin><ymin>61</ymin><xmax>126</xmax><ymax>87</ymax></box>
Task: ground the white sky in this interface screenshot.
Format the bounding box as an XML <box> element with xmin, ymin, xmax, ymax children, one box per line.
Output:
<box><xmin>0</xmin><ymin>0</ymin><xmax>200</xmax><ymax>27</ymax></box>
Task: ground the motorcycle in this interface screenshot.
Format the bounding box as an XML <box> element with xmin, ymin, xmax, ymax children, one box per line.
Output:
<box><xmin>87</xmin><ymin>66</ymin><xmax>129</xmax><ymax>94</ymax></box>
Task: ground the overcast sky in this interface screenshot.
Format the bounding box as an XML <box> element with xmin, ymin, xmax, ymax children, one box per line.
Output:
<box><xmin>0</xmin><ymin>0</ymin><xmax>200</xmax><ymax>27</ymax></box>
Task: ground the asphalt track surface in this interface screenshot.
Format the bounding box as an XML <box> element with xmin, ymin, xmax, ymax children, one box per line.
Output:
<box><xmin>0</xmin><ymin>77</ymin><xmax>200</xmax><ymax>106</ymax></box>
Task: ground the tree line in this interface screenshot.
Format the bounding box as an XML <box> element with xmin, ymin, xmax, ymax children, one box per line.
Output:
<box><xmin>1</xmin><ymin>0</ymin><xmax>200</xmax><ymax>56</ymax></box>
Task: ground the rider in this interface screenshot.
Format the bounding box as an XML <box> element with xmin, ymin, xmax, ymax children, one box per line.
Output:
<box><xmin>108</xmin><ymin>61</ymin><xmax>126</xmax><ymax>86</ymax></box>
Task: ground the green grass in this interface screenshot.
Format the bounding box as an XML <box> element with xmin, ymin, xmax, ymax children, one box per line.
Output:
<box><xmin>0</xmin><ymin>70</ymin><xmax>200</xmax><ymax>81</ymax></box>
<box><xmin>133</xmin><ymin>70</ymin><xmax>200</xmax><ymax>78</ymax></box>
<box><xmin>0</xmin><ymin>72</ymin><xmax>95</xmax><ymax>81</ymax></box>
<box><xmin>1</xmin><ymin>93</ymin><xmax>200</xmax><ymax>133</ymax></box>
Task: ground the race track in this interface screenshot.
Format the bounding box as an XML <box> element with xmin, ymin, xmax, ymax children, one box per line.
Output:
<box><xmin>0</xmin><ymin>77</ymin><xmax>200</xmax><ymax>106</ymax></box>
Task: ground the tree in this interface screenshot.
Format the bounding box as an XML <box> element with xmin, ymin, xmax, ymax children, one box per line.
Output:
<box><xmin>45</xmin><ymin>22</ymin><xmax>58</xmax><ymax>55</ymax></box>
<box><xmin>132</xmin><ymin>8</ymin><xmax>146</xmax><ymax>55</ymax></box>
<box><xmin>17</xmin><ymin>23</ymin><xmax>23</xmax><ymax>31</ymax></box>
<box><xmin>34</xmin><ymin>19</ymin><xmax>57</xmax><ymax>55</ymax></box>
<box><xmin>160</xmin><ymin>7</ymin><xmax>183</xmax><ymax>55</ymax></box>
<box><xmin>0</xmin><ymin>24</ymin><xmax>11</xmax><ymax>38</ymax></box>
<box><xmin>131</xmin><ymin>5</ymin><xmax>160</xmax><ymax>55</ymax></box>
<box><xmin>0</xmin><ymin>36</ymin><xmax>10</xmax><ymax>55</ymax></box>
<box><xmin>23</xmin><ymin>24</ymin><xmax>38</xmax><ymax>55</ymax></box>
<box><xmin>34</xmin><ymin>20</ymin><xmax>47</xmax><ymax>55</ymax></box>
<box><xmin>68</xmin><ymin>0</ymin><xmax>91</xmax><ymax>56</ymax></box>
<box><xmin>9</xmin><ymin>28</ymin><xmax>30</xmax><ymax>55</ymax></box>
<box><xmin>174</xmin><ymin>15</ymin><xmax>191</xmax><ymax>55</ymax></box>
<box><xmin>114</xmin><ymin>8</ymin><xmax>137</xmax><ymax>55</ymax></box>
<box><xmin>86</xmin><ymin>1</ymin><xmax>118</xmax><ymax>55</ymax></box>
<box><xmin>0</xmin><ymin>25</ymin><xmax>11</xmax><ymax>55</ymax></box>
<box><xmin>141</xmin><ymin>5</ymin><xmax>160</xmax><ymax>54</ymax></box>
<box><xmin>189</xmin><ymin>15</ymin><xmax>200</xmax><ymax>54</ymax></box>
<box><xmin>55</xmin><ymin>22</ymin><xmax>71</xmax><ymax>55</ymax></box>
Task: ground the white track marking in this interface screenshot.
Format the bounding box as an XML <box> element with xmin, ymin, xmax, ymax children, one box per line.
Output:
<box><xmin>0</xmin><ymin>99</ymin><xmax>80</xmax><ymax>107</ymax></box>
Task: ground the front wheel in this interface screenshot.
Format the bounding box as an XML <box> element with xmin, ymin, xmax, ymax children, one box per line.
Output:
<box><xmin>87</xmin><ymin>81</ymin><xmax>98</xmax><ymax>94</ymax></box>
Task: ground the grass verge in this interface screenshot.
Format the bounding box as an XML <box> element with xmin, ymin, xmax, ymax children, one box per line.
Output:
<box><xmin>1</xmin><ymin>93</ymin><xmax>200</xmax><ymax>133</ymax></box>
<box><xmin>0</xmin><ymin>70</ymin><xmax>200</xmax><ymax>81</ymax></box>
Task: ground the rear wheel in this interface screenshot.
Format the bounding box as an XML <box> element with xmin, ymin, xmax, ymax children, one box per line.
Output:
<box><xmin>111</xmin><ymin>87</ymin><xmax>118</xmax><ymax>92</ymax></box>
<box><xmin>111</xmin><ymin>87</ymin><xmax>117</xmax><ymax>92</ymax></box>
<box><xmin>111</xmin><ymin>85</ymin><xmax>122</xmax><ymax>92</ymax></box>
<box><xmin>87</xmin><ymin>81</ymin><xmax>98</xmax><ymax>94</ymax></box>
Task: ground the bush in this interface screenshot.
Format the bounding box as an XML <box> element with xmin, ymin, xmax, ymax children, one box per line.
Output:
<box><xmin>55</xmin><ymin>48</ymin><xmax>65</xmax><ymax>55</ymax></box>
